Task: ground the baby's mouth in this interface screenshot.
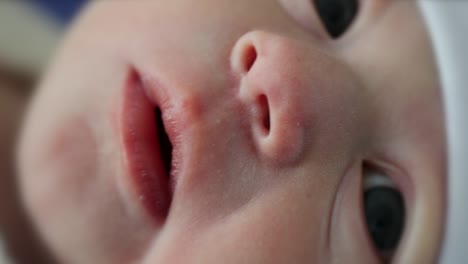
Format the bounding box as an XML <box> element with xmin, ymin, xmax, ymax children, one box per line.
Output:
<box><xmin>119</xmin><ymin>70</ymin><xmax>175</xmax><ymax>224</ymax></box>
<box><xmin>155</xmin><ymin>107</ymin><xmax>173</xmax><ymax>178</ymax></box>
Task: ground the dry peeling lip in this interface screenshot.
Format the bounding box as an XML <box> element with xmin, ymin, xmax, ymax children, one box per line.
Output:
<box><xmin>119</xmin><ymin>70</ymin><xmax>173</xmax><ymax>223</ymax></box>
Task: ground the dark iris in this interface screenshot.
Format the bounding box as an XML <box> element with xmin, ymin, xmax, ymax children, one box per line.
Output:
<box><xmin>364</xmin><ymin>187</ymin><xmax>405</xmax><ymax>254</ymax></box>
<box><xmin>313</xmin><ymin>0</ymin><xmax>358</xmax><ymax>38</ymax></box>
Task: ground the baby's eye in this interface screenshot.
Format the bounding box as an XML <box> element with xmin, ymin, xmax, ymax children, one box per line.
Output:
<box><xmin>313</xmin><ymin>0</ymin><xmax>359</xmax><ymax>38</ymax></box>
<box><xmin>363</xmin><ymin>167</ymin><xmax>405</xmax><ymax>262</ymax></box>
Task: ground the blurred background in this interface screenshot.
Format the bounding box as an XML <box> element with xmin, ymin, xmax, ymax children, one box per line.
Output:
<box><xmin>0</xmin><ymin>1</ymin><xmax>88</xmax><ymax>263</ymax></box>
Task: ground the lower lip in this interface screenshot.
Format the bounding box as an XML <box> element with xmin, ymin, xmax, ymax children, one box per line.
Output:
<box><xmin>119</xmin><ymin>70</ymin><xmax>171</xmax><ymax>223</ymax></box>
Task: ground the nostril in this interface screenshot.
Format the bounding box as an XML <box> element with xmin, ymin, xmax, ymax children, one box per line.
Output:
<box><xmin>257</xmin><ymin>94</ymin><xmax>270</xmax><ymax>135</ymax></box>
<box><xmin>242</xmin><ymin>45</ymin><xmax>258</xmax><ymax>73</ymax></box>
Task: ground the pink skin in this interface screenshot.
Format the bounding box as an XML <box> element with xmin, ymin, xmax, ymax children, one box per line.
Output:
<box><xmin>17</xmin><ymin>1</ymin><xmax>445</xmax><ymax>263</ymax></box>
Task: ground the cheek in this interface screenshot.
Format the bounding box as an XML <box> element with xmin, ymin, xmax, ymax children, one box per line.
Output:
<box><xmin>144</xmin><ymin>181</ymin><xmax>332</xmax><ymax>264</ymax></box>
<box><xmin>19</xmin><ymin>116</ymin><xmax>98</xmax><ymax>260</ymax></box>
<box><xmin>19</xmin><ymin>113</ymin><xmax>155</xmax><ymax>263</ymax></box>
<box><xmin>20</xmin><ymin>114</ymin><xmax>98</xmax><ymax>211</ymax></box>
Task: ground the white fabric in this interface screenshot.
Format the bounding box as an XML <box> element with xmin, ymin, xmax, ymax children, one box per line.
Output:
<box><xmin>418</xmin><ymin>1</ymin><xmax>468</xmax><ymax>263</ymax></box>
<box><xmin>0</xmin><ymin>237</ymin><xmax>11</xmax><ymax>264</ymax></box>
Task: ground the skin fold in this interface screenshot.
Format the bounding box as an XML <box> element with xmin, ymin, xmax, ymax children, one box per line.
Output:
<box><xmin>17</xmin><ymin>1</ymin><xmax>445</xmax><ymax>263</ymax></box>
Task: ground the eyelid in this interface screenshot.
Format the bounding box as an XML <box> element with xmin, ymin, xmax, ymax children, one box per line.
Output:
<box><xmin>278</xmin><ymin>0</ymin><xmax>366</xmax><ymax>41</ymax></box>
<box><xmin>363</xmin><ymin>168</ymin><xmax>396</xmax><ymax>191</ymax></box>
<box><xmin>331</xmin><ymin>162</ymin><xmax>390</xmax><ymax>263</ymax></box>
<box><xmin>360</xmin><ymin>163</ymin><xmax>391</xmax><ymax>264</ymax></box>
<box><xmin>361</xmin><ymin>159</ymin><xmax>413</xmax><ymax>263</ymax></box>
<box><xmin>364</xmin><ymin>159</ymin><xmax>414</xmax><ymax>211</ymax></box>
<box><xmin>277</xmin><ymin>0</ymin><xmax>330</xmax><ymax>40</ymax></box>
<box><xmin>337</xmin><ymin>0</ymin><xmax>393</xmax><ymax>44</ymax></box>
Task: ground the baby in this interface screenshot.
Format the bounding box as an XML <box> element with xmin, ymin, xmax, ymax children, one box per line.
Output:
<box><xmin>16</xmin><ymin>0</ymin><xmax>446</xmax><ymax>263</ymax></box>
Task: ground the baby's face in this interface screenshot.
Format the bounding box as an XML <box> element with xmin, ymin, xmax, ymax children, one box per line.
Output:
<box><xmin>18</xmin><ymin>1</ymin><xmax>445</xmax><ymax>263</ymax></box>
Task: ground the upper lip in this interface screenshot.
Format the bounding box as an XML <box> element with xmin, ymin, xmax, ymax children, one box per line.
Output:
<box><xmin>118</xmin><ymin>69</ymin><xmax>175</xmax><ymax>223</ymax></box>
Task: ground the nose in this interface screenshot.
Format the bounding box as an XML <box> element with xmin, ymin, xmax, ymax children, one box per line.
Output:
<box><xmin>230</xmin><ymin>31</ymin><xmax>316</xmax><ymax>165</ymax></box>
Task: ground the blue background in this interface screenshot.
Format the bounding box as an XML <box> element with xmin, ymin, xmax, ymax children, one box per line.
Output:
<box><xmin>30</xmin><ymin>0</ymin><xmax>88</xmax><ymax>25</ymax></box>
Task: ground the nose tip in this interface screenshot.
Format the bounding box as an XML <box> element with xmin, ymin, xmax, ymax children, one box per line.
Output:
<box><xmin>230</xmin><ymin>31</ymin><xmax>309</xmax><ymax>165</ymax></box>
